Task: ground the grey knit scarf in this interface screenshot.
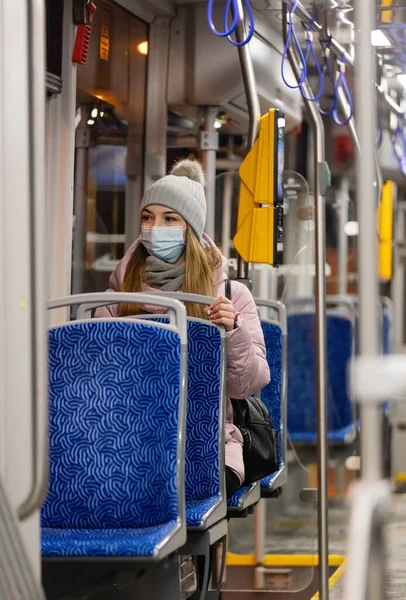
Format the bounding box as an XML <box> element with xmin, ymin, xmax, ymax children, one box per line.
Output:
<box><xmin>144</xmin><ymin>255</ymin><xmax>185</xmax><ymax>291</ymax></box>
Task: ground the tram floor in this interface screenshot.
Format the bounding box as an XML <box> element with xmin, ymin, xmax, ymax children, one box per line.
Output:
<box><xmin>227</xmin><ymin>461</ymin><xmax>406</xmax><ymax>599</ymax></box>
<box><xmin>329</xmin><ymin>493</ymin><xmax>406</xmax><ymax>600</ymax></box>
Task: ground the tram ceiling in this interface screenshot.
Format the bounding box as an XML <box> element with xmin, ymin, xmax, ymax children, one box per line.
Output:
<box><xmin>248</xmin><ymin>0</ymin><xmax>406</xmax><ymax>110</ymax></box>
<box><xmin>113</xmin><ymin>0</ymin><xmax>175</xmax><ymax>22</ymax></box>
<box><xmin>167</xmin><ymin>3</ymin><xmax>302</xmax><ymax>133</ymax></box>
<box><xmin>166</xmin><ymin>1</ymin><xmax>405</xmax><ymax>126</ymax></box>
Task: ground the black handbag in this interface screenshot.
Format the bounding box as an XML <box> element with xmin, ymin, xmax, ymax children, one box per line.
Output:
<box><xmin>225</xmin><ymin>279</ymin><xmax>279</xmax><ymax>484</ymax></box>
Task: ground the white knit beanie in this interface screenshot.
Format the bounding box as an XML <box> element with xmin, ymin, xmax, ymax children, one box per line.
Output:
<box><xmin>140</xmin><ymin>160</ymin><xmax>207</xmax><ymax>240</ymax></box>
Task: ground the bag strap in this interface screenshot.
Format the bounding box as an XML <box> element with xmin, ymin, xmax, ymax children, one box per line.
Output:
<box><xmin>225</xmin><ymin>278</ymin><xmax>232</xmax><ymax>301</ymax></box>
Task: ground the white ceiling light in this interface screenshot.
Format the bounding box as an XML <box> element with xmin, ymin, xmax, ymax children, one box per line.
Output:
<box><xmin>371</xmin><ymin>30</ymin><xmax>391</xmax><ymax>47</ymax></box>
<box><xmin>214</xmin><ymin>119</ymin><xmax>223</xmax><ymax>129</ymax></box>
<box><xmin>344</xmin><ymin>221</ymin><xmax>359</xmax><ymax>237</ymax></box>
<box><xmin>397</xmin><ymin>74</ymin><xmax>406</xmax><ymax>87</ymax></box>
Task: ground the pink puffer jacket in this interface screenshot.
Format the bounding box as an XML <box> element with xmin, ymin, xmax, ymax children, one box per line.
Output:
<box><xmin>95</xmin><ymin>234</ymin><xmax>270</xmax><ymax>484</ymax></box>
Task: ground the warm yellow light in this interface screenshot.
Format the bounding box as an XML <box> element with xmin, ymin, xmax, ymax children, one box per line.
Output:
<box><xmin>137</xmin><ymin>41</ymin><xmax>148</xmax><ymax>56</ymax></box>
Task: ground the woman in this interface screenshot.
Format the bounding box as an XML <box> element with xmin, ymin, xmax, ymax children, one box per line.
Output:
<box><xmin>96</xmin><ymin>159</ymin><xmax>270</xmax><ymax>498</ymax></box>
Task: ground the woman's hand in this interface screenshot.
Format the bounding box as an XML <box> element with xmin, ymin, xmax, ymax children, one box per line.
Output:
<box><xmin>205</xmin><ymin>296</ymin><xmax>237</xmax><ymax>332</ymax></box>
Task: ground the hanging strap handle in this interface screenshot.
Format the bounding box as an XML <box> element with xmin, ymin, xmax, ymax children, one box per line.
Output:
<box><xmin>281</xmin><ymin>0</ymin><xmax>307</xmax><ymax>89</ymax></box>
<box><xmin>300</xmin><ymin>17</ymin><xmax>324</xmax><ymax>102</ymax></box>
<box><xmin>332</xmin><ymin>54</ymin><xmax>353</xmax><ymax>126</ymax></box>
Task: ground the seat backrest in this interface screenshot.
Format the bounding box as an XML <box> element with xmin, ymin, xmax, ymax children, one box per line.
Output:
<box><xmin>132</xmin><ymin>315</ymin><xmax>225</xmax><ymax>502</ymax></box>
<box><xmin>260</xmin><ymin>321</ymin><xmax>284</xmax><ymax>465</ymax></box>
<box><xmin>42</xmin><ymin>319</ymin><xmax>184</xmax><ymax>530</ymax></box>
<box><xmin>287</xmin><ymin>313</ymin><xmax>353</xmax><ymax>435</ymax></box>
<box><xmin>185</xmin><ymin>319</ymin><xmax>224</xmax><ymax>501</ymax></box>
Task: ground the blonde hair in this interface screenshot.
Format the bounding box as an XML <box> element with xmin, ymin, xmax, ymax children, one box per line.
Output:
<box><xmin>119</xmin><ymin>226</ymin><xmax>222</xmax><ymax>319</ymax></box>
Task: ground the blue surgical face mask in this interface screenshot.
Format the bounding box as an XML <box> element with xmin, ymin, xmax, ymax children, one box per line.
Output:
<box><xmin>140</xmin><ymin>226</ymin><xmax>186</xmax><ymax>263</ymax></box>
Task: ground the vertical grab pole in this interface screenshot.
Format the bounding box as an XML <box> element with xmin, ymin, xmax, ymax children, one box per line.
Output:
<box><xmin>354</xmin><ymin>0</ymin><xmax>381</xmax><ymax>484</ymax></box>
<box><xmin>201</xmin><ymin>106</ymin><xmax>219</xmax><ymax>240</ymax></box>
<box><xmin>17</xmin><ymin>0</ymin><xmax>48</xmax><ymax>521</ymax></box>
<box><xmin>282</xmin><ymin>8</ymin><xmax>330</xmax><ymax>599</ymax></box>
<box><xmin>233</xmin><ymin>0</ymin><xmax>264</xmax><ymax>586</ymax></box>
<box><xmin>337</xmin><ymin>178</ymin><xmax>350</xmax><ymax>296</ymax></box>
<box><xmin>221</xmin><ymin>138</ymin><xmax>234</xmax><ymax>262</ymax></box>
<box><xmin>72</xmin><ymin>104</ymin><xmax>89</xmax><ymax>296</ymax></box>
<box><xmin>234</xmin><ymin>0</ymin><xmax>261</xmax><ymax>279</ymax></box>
<box><xmin>342</xmin><ymin>1</ymin><xmax>385</xmax><ymax>598</ymax></box>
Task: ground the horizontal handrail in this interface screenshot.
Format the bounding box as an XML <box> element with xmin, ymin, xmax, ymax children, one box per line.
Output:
<box><xmin>254</xmin><ymin>298</ymin><xmax>287</xmax><ymax>333</ymax></box>
<box><xmin>75</xmin><ymin>291</ymin><xmax>217</xmax><ymax>320</ymax></box>
<box><xmin>48</xmin><ymin>293</ymin><xmax>188</xmax><ymax>344</ymax></box>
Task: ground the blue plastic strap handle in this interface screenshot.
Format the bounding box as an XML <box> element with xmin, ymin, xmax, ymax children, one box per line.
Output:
<box><xmin>332</xmin><ymin>57</ymin><xmax>353</xmax><ymax>126</ymax></box>
<box><xmin>301</xmin><ymin>26</ymin><xmax>324</xmax><ymax>101</ymax></box>
<box><xmin>281</xmin><ymin>0</ymin><xmax>307</xmax><ymax>89</ymax></box>
<box><xmin>207</xmin><ymin>0</ymin><xmax>239</xmax><ymax>37</ymax></box>
<box><xmin>225</xmin><ymin>0</ymin><xmax>255</xmax><ymax>46</ymax></box>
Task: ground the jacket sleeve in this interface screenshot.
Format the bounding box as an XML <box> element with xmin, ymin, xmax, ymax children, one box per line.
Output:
<box><xmin>225</xmin><ymin>282</ymin><xmax>270</xmax><ymax>399</ymax></box>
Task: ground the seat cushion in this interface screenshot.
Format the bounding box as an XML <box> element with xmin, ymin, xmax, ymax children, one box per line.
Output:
<box><xmin>261</xmin><ymin>470</ymin><xmax>279</xmax><ymax>488</ymax></box>
<box><xmin>186</xmin><ymin>495</ymin><xmax>220</xmax><ymax>527</ymax></box>
<box><xmin>227</xmin><ymin>484</ymin><xmax>256</xmax><ymax>508</ymax></box>
<box><xmin>42</xmin><ymin>519</ymin><xmax>179</xmax><ymax>558</ymax></box>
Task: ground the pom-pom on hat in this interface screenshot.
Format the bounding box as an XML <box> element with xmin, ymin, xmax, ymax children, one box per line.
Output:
<box><xmin>140</xmin><ymin>159</ymin><xmax>207</xmax><ymax>240</ymax></box>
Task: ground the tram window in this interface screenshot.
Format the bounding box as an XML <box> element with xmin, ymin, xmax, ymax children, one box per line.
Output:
<box><xmin>72</xmin><ymin>3</ymin><xmax>148</xmax><ymax>294</ymax></box>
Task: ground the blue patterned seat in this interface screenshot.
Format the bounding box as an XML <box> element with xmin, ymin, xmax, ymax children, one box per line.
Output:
<box><xmin>227</xmin><ymin>483</ymin><xmax>260</xmax><ymax>512</ymax></box>
<box><xmin>184</xmin><ymin>320</ymin><xmax>225</xmax><ymax>529</ymax></box>
<box><xmin>42</xmin><ymin>320</ymin><xmax>186</xmax><ymax>559</ymax></box>
<box><xmin>259</xmin><ymin>321</ymin><xmax>285</xmax><ymax>493</ymax></box>
<box><xmin>125</xmin><ymin>315</ymin><xmax>226</xmax><ymax>529</ymax></box>
<box><xmin>139</xmin><ymin>316</ymin><xmax>256</xmax><ymax>518</ymax></box>
<box><xmin>287</xmin><ymin>314</ymin><xmax>355</xmax><ymax>445</ymax></box>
